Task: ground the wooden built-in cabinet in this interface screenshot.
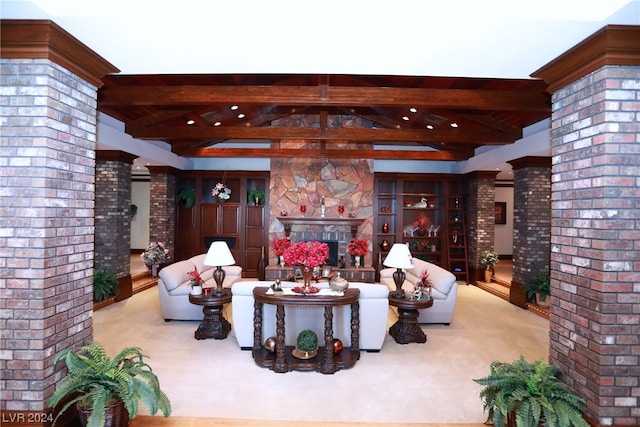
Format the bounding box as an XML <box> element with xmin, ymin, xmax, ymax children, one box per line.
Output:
<box><xmin>174</xmin><ymin>172</ymin><xmax>269</xmax><ymax>277</ymax></box>
<box><xmin>373</xmin><ymin>173</ymin><xmax>467</xmax><ymax>280</ymax></box>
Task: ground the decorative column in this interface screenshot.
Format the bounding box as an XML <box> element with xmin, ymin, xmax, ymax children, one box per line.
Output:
<box><xmin>147</xmin><ymin>167</ymin><xmax>176</xmax><ymax>265</ymax></box>
<box><xmin>95</xmin><ymin>151</ymin><xmax>137</xmax><ymax>300</ymax></box>
<box><xmin>0</xmin><ymin>20</ymin><xmax>118</xmax><ymax>418</ymax></box>
<box><xmin>532</xmin><ymin>25</ymin><xmax>640</xmax><ymax>426</ymax></box>
<box><xmin>464</xmin><ymin>171</ymin><xmax>498</xmax><ymax>282</ymax></box>
<box><xmin>508</xmin><ymin>157</ymin><xmax>552</xmax><ymax>308</ymax></box>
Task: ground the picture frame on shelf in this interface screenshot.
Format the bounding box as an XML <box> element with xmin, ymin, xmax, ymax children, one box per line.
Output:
<box><xmin>322</xmin><ymin>266</ymin><xmax>332</xmax><ymax>277</ymax></box>
<box><xmin>293</xmin><ymin>267</ymin><xmax>303</xmax><ymax>279</ymax></box>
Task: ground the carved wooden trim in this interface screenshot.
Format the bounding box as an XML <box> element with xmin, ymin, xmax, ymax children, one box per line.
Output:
<box><xmin>0</xmin><ymin>19</ymin><xmax>119</xmax><ymax>87</ymax></box>
<box><xmin>277</xmin><ymin>216</ymin><xmax>365</xmax><ymax>239</ymax></box>
<box><xmin>532</xmin><ymin>25</ymin><xmax>640</xmax><ymax>93</ymax></box>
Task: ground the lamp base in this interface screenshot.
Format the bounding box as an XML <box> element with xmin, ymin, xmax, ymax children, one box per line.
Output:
<box><xmin>213</xmin><ymin>266</ymin><xmax>226</xmax><ymax>296</ymax></box>
<box><xmin>393</xmin><ymin>268</ymin><xmax>406</xmax><ymax>298</ymax></box>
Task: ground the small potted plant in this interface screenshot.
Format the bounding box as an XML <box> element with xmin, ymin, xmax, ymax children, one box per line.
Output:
<box><xmin>47</xmin><ymin>342</ymin><xmax>171</xmax><ymax>427</ymax></box>
<box><xmin>272</xmin><ymin>238</ymin><xmax>291</xmax><ymax>267</ymax></box>
<box><xmin>187</xmin><ymin>265</ymin><xmax>204</xmax><ymax>295</ymax></box>
<box><xmin>248</xmin><ymin>188</ymin><xmax>265</xmax><ymax>206</ymax></box>
<box><xmin>479</xmin><ymin>250</ymin><xmax>499</xmax><ymax>282</ymax></box>
<box><xmin>293</xmin><ymin>329</ymin><xmax>318</xmax><ymax>360</ymax></box>
<box><xmin>348</xmin><ymin>238</ymin><xmax>368</xmax><ymax>268</ymax></box>
<box><xmin>176</xmin><ymin>187</ymin><xmax>196</xmax><ymax>208</ymax></box>
<box><xmin>525</xmin><ymin>274</ymin><xmax>551</xmax><ymax>308</ymax></box>
<box><xmin>93</xmin><ymin>270</ymin><xmax>118</xmax><ymax>307</ymax></box>
<box><xmin>474</xmin><ymin>357</ymin><xmax>589</xmax><ymax>427</ymax></box>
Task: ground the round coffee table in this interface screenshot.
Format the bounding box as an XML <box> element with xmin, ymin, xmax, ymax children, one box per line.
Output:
<box><xmin>388</xmin><ymin>292</ymin><xmax>434</xmax><ymax>344</ymax></box>
<box><xmin>188</xmin><ymin>289</ymin><xmax>232</xmax><ymax>340</ymax></box>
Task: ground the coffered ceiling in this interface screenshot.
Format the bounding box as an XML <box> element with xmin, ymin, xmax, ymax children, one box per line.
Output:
<box><xmin>98</xmin><ymin>73</ymin><xmax>551</xmax><ymax>161</ymax></box>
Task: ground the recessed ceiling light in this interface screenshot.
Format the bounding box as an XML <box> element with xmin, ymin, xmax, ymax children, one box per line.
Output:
<box><xmin>237</xmin><ymin>113</ymin><xmax>245</xmax><ymax>119</ymax></box>
<box><xmin>409</xmin><ymin>107</ymin><xmax>417</xmax><ymax>113</ymax></box>
<box><xmin>402</xmin><ymin>116</ymin><xmax>409</xmax><ymax>121</ymax></box>
<box><xmin>214</xmin><ymin>121</ymin><xmax>222</xmax><ymax>126</ymax></box>
<box><xmin>450</xmin><ymin>122</ymin><xmax>458</xmax><ymax>128</ymax></box>
<box><xmin>231</xmin><ymin>105</ymin><xmax>239</xmax><ymax>111</ymax></box>
<box><xmin>186</xmin><ymin>119</ymin><xmax>195</xmax><ymax>125</ymax></box>
<box><xmin>426</xmin><ymin>124</ymin><xmax>434</xmax><ymax>130</ymax></box>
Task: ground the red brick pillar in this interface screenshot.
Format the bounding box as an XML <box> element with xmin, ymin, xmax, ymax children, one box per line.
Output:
<box><xmin>95</xmin><ymin>151</ymin><xmax>137</xmax><ymax>300</ymax></box>
<box><xmin>465</xmin><ymin>171</ymin><xmax>498</xmax><ymax>282</ymax></box>
<box><xmin>508</xmin><ymin>157</ymin><xmax>552</xmax><ymax>308</ymax></box>
<box><xmin>147</xmin><ymin>167</ymin><xmax>176</xmax><ymax>265</ymax></box>
<box><xmin>0</xmin><ymin>21</ymin><xmax>118</xmax><ymax>415</ymax></box>
<box><xmin>533</xmin><ymin>25</ymin><xmax>640</xmax><ymax>426</ymax></box>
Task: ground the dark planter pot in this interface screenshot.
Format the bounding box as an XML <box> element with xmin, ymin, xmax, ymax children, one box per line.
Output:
<box><xmin>77</xmin><ymin>400</ymin><xmax>129</xmax><ymax>427</ymax></box>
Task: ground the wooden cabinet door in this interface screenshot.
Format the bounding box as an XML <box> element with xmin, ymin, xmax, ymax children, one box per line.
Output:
<box><xmin>245</xmin><ymin>206</ymin><xmax>265</xmax><ymax>277</ymax></box>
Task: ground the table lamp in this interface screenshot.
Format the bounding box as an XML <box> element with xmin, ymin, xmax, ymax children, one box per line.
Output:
<box><xmin>203</xmin><ymin>241</ymin><xmax>236</xmax><ymax>296</ymax></box>
<box><xmin>383</xmin><ymin>243</ymin><xmax>414</xmax><ymax>298</ymax></box>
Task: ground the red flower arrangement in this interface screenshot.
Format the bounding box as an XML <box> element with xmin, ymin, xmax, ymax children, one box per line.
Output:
<box><xmin>187</xmin><ymin>265</ymin><xmax>204</xmax><ymax>287</ymax></box>
<box><xmin>348</xmin><ymin>238</ymin><xmax>369</xmax><ymax>256</ymax></box>
<box><xmin>417</xmin><ymin>269</ymin><xmax>432</xmax><ymax>291</ymax></box>
<box><xmin>282</xmin><ymin>241</ymin><xmax>329</xmax><ymax>268</ymax></box>
<box><xmin>272</xmin><ymin>238</ymin><xmax>291</xmax><ymax>256</ymax></box>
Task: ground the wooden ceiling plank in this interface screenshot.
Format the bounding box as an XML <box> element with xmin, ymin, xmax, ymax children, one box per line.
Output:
<box><xmin>100</xmin><ymin>85</ymin><xmax>549</xmax><ymax>111</ymax></box>
<box><xmin>176</xmin><ymin>147</ymin><xmax>465</xmax><ymax>160</ymax></box>
<box><xmin>125</xmin><ymin>124</ymin><xmax>519</xmax><ymax>143</ymax></box>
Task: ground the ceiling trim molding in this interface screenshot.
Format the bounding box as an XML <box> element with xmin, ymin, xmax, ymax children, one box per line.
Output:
<box><xmin>96</xmin><ymin>150</ymin><xmax>138</xmax><ymax>164</ymax></box>
<box><xmin>509</xmin><ymin>156</ymin><xmax>552</xmax><ymax>170</ymax></box>
<box><xmin>531</xmin><ymin>25</ymin><xmax>640</xmax><ymax>93</ymax></box>
<box><xmin>0</xmin><ymin>19</ymin><xmax>119</xmax><ymax>87</ymax></box>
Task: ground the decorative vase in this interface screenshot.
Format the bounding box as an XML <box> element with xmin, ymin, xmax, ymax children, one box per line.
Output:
<box><xmin>354</xmin><ymin>255</ymin><xmax>361</xmax><ymax>268</ymax></box>
<box><xmin>380</xmin><ymin>240</ymin><xmax>391</xmax><ymax>252</ymax></box>
<box><xmin>151</xmin><ymin>264</ymin><xmax>158</xmax><ymax>277</ymax></box>
<box><xmin>190</xmin><ymin>285</ymin><xmax>202</xmax><ymax>296</ymax></box>
<box><xmin>301</xmin><ymin>266</ymin><xmax>313</xmax><ymax>293</ymax></box>
<box><xmin>279</xmin><ymin>255</ymin><xmax>285</xmax><ymax>267</ymax></box>
<box><xmin>77</xmin><ymin>400</ymin><xmax>129</xmax><ymax>427</ymax></box>
<box><xmin>484</xmin><ymin>269</ymin><xmax>492</xmax><ymax>283</ymax></box>
<box><xmin>382</xmin><ymin>222</ymin><xmax>389</xmax><ymax>233</ymax></box>
<box><xmin>329</xmin><ymin>272</ymin><xmax>349</xmax><ymax>294</ymax></box>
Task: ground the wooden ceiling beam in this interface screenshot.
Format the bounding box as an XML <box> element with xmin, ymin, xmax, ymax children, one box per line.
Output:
<box><xmin>100</xmin><ymin>85</ymin><xmax>549</xmax><ymax>111</ymax></box>
<box><xmin>175</xmin><ymin>147</ymin><xmax>466</xmax><ymax>160</ymax></box>
<box><xmin>126</xmin><ymin>125</ymin><xmax>519</xmax><ymax>144</ymax></box>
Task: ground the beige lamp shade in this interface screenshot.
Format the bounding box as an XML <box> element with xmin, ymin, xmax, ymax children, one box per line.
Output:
<box><xmin>383</xmin><ymin>243</ymin><xmax>414</xmax><ymax>269</ymax></box>
<box><xmin>203</xmin><ymin>241</ymin><xmax>236</xmax><ymax>267</ymax></box>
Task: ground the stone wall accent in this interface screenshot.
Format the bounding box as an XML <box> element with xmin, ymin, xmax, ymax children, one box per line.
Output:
<box><xmin>95</xmin><ymin>152</ymin><xmax>136</xmax><ymax>278</ymax></box>
<box><xmin>464</xmin><ymin>172</ymin><xmax>497</xmax><ymax>281</ymax></box>
<box><xmin>509</xmin><ymin>157</ymin><xmax>552</xmax><ymax>307</ymax></box>
<box><xmin>0</xmin><ymin>58</ymin><xmax>98</xmax><ymax>411</ymax></box>
<box><xmin>546</xmin><ymin>65</ymin><xmax>640</xmax><ymax>425</ymax></box>
<box><xmin>147</xmin><ymin>167</ymin><xmax>176</xmax><ymax>265</ymax></box>
<box><xmin>268</xmin><ymin>126</ymin><xmax>374</xmax><ymax>266</ymax></box>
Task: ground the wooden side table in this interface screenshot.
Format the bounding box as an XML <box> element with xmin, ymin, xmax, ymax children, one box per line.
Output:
<box><xmin>188</xmin><ymin>289</ymin><xmax>232</xmax><ymax>340</ymax></box>
<box><xmin>252</xmin><ymin>287</ymin><xmax>360</xmax><ymax>374</ymax></box>
<box><xmin>388</xmin><ymin>292</ymin><xmax>434</xmax><ymax>344</ymax></box>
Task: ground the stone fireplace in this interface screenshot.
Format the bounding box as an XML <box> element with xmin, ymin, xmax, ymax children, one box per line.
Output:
<box><xmin>268</xmin><ymin>138</ymin><xmax>373</xmax><ymax>267</ymax></box>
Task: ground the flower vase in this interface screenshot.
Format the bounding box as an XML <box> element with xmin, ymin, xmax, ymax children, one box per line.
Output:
<box><xmin>354</xmin><ymin>255</ymin><xmax>361</xmax><ymax>268</ymax></box>
<box><xmin>151</xmin><ymin>264</ymin><xmax>158</xmax><ymax>277</ymax></box>
<box><xmin>301</xmin><ymin>266</ymin><xmax>313</xmax><ymax>293</ymax></box>
<box><xmin>190</xmin><ymin>285</ymin><xmax>202</xmax><ymax>296</ymax></box>
<box><xmin>484</xmin><ymin>269</ymin><xmax>492</xmax><ymax>283</ymax></box>
<box><xmin>279</xmin><ymin>256</ymin><xmax>285</xmax><ymax>267</ymax></box>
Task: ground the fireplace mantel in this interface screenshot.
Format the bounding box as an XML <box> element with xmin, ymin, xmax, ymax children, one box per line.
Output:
<box><xmin>277</xmin><ymin>216</ymin><xmax>365</xmax><ymax>239</ymax></box>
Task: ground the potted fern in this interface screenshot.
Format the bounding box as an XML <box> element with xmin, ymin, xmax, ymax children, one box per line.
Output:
<box><xmin>525</xmin><ymin>274</ymin><xmax>551</xmax><ymax>308</ymax></box>
<box><xmin>248</xmin><ymin>188</ymin><xmax>265</xmax><ymax>206</ymax></box>
<box><xmin>48</xmin><ymin>342</ymin><xmax>171</xmax><ymax>427</ymax></box>
<box><xmin>175</xmin><ymin>187</ymin><xmax>196</xmax><ymax>208</ymax></box>
<box><xmin>474</xmin><ymin>357</ymin><xmax>589</xmax><ymax>427</ymax></box>
<box><xmin>93</xmin><ymin>270</ymin><xmax>118</xmax><ymax>309</ymax></box>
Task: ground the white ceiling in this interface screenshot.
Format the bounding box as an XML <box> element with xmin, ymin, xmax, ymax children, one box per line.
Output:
<box><xmin>3</xmin><ymin>0</ymin><xmax>639</xmax><ymax>180</ymax></box>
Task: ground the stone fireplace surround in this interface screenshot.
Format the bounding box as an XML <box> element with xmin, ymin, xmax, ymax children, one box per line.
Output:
<box><xmin>267</xmin><ymin>140</ymin><xmax>374</xmax><ymax>267</ymax></box>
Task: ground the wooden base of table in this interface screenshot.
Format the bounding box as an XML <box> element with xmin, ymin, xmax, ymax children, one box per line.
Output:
<box><xmin>389</xmin><ymin>307</ymin><xmax>426</xmax><ymax>344</ymax></box>
<box><xmin>252</xmin><ymin>346</ymin><xmax>359</xmax><ymax>374</ymax></box>
<box><xmin>195</xmin><ymin>304</ymin><xmax>231</xmax><ymax>340</ymax></box>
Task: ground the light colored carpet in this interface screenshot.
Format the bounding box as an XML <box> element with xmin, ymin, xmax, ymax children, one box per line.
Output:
<box><xmin>94</xmin><ymin>284</ymin><xmax>549</xmax><ymax>424</ymax></box>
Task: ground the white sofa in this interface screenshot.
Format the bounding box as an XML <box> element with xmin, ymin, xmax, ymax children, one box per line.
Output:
<box><xmin>231</xmin><ymin>281</ymin><xmax>390</xmax><ymax>351</ymax></box>
<box><xmin>157</xmin><ymin>254</ymin><xmax>242</xmax><ymax>321</ymax></box>
<box><xmin>380</xmin><ymin>258</ymin><xmax>457</xmax><ymax>325</ymax></box>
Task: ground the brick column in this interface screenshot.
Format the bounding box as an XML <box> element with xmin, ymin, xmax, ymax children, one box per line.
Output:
<box><xmin>0</xmin><ymin>21</ymin><xmax>118</xmax><ymax>415</ymax></box>
<box><xmin>508</xmin><ymin>157</ymin><xmax>552</xmax><ymax>307</ymax></box>
<box><xmin>147</xmin><ymin>167</ymin><xmax>176</xmax><ymax>265</ymax></box>
<box><xmin>95</xmin><ymin>151</ymin><xmax>137</xmax><ymax>300</ymax></box>
<box><xmin>533</xmin><ymin>25</ymin><xmax>640</xmax><ymax>426</ymax></box>
<box><xmin>465</xmin><ymin>171</ymin><xmax>498</xmax><ymax>282</ymax></box>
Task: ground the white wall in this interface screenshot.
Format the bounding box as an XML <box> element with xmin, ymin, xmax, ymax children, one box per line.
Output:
<box><xmin>494</xmin><ymin>186</ymin><xmax>514</xmax><ymax>256</ymax></box>
<box><xmin>131</xmin><ymin>181</ymin><xmax>150</xmax><ymax>250</ymax></box>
